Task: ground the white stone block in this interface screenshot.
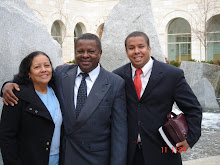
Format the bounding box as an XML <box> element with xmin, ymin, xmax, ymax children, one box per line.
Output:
<box><xmin>0</xmin><ymin>0</ymin><xmax>63</xmax><ymax>112</ymax></box>
<box><xmin>101</xmin><ymin>0</ymin><xmax>165</xmax><ymax>71</ymax></box>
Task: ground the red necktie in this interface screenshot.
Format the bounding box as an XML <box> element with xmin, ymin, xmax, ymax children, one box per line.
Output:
<box><xmin>134</xmin><ymin>69</ymin><xmax>143</xmax><ymax>99</ymax></box>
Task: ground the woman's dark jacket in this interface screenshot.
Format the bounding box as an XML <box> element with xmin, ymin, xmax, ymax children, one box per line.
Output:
<box><xmin>0</xmin><ymin>84</ymin><xmax>55</xmax><ymax>165</ymax></box>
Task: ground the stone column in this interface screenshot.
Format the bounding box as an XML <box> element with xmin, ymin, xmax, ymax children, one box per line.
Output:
<box><xmin>0</xmin><ymin>0</ymin><xmax>63</xmax><ymax>112</ymax></box>
<box><xmin>101</xmin><ymin>0</ymin><xmax>165</xmax><ymax>71</ymax></box>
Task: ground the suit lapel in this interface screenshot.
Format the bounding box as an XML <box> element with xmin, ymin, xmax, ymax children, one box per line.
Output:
<box><xmin>141</xmin><ymin>59</ymin><xmax>164</xmax><ymax>99</ymax></box>
<box><xmin>61</xmin><ymin>66</ymin><xmax>77</xmax><ymax>124</ymax></box>
<box><xmin>123</xmin><ymin>64</ymin><xmax>140</xmax><ymax>101</ymax></box>
<box><xmin>68</xmin><ymin>67</ymin><xmax>111</xmax><ymax>134</ymax></box>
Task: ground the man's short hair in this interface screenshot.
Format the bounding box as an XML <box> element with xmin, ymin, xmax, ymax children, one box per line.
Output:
<box><xmin>74</xmin><ymin>33</ymin><xmax>102</xmax><ymax>52</ymax></box>
<box><xmin>125</xmin><ymin>31</ymin><xmax>150</xmax><ymax>49</ymax></box>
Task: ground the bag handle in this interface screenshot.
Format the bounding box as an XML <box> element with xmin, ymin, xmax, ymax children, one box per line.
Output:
<box><xmin>167</xmin><ymin>112</ymin><xmax>177</xmax><ymax>119</ymax></box>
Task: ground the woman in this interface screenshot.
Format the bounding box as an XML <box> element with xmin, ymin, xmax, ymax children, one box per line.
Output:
<box><xmin>0</xmin><ymin>51</ymin><xmax>62</xmax><ymax>165</ymax></box>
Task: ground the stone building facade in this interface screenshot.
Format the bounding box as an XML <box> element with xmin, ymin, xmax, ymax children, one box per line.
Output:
<box><xmin>25</xmin><ymin>0</ymin><xmax>220</xmax><ymax>63</ymax></box>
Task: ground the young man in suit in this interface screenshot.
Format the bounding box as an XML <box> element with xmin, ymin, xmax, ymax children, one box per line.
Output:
<box><xmin>113</xmin><ymin>31</ymin><xmax>202</xmax><ymax>165</ymax></box>
<box><xmin>1</xmin><ymin>33</ymin><xmax>128</xmax><ymax>165</ymax></box>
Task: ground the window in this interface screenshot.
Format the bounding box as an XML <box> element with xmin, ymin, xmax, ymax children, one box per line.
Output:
<box><xmin>51</xmin><ymin>21</ymin><xmax>62</xmax><ymax>45</ymax></box>
<box><xmin>97</xmin><ymin>23</ymin><xmax>104</xmax><ymax>39</ymax></box>
<box><xmin>74</xmin><ymin>23</ymin><xmax>83</xmax><ymax>43</ymax></box>
<box><xmin>168</xmin><ymin>18</ymin><xmax>191</xmax><ymax>61</ymax></box>
<box><xmin>207</xmin><ymin>15</ymin><xmax>220</xmax><ymax>61</ymax></box>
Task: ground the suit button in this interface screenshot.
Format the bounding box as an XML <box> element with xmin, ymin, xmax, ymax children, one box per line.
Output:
<box><xmin>35</xmin><ymin>110</ymin><xmax>38</xmax><ymax>113</ymax></box>
<box><xmin>138</xmin><ymin>121</ymin><xmax>142</xmax><ymax>125</ymax></box>
<box><xmin>46</xmin><ymin>142</ymin><xmax>50</xmax><ymax>145</ymax></box>
<box><xmin>138</xmin><ymin>103</ymin><xmax>141</xmax><ymax>106</ymax></box>
<box><xmin>46</xmin><ymin>148</ymin><xmax>49</xmax><ymax>151</ymax></box>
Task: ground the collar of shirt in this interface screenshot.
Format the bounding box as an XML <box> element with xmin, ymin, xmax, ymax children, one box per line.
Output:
<box><xmin>74</xmin><ymin>64</ymin><xmax>100</xmax><ymax>108</ymax></box>
<box><xmin>76</xmin><ymin>63</ymin><xmax>101</xmax><ymax>83</ymax></box>
<box><xmin>131</xmin><ymin>57</ymin><xmax>154</xmax><ymax>80</ymax></box>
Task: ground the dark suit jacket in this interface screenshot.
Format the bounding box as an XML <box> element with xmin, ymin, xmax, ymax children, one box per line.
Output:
<box><xmin>55</xmin><ymin>64</ymin><xmax>127</xmax><ymax>165</ymax></box>
<box><xmin>0</xmin><ymin>84</ymin><xmax>55</xmax><ymax>165</ymax></box>
<box><xmin>113</xmin><ymin>58</ymin><xmax>202</xmax><ymax>165</ymax></box>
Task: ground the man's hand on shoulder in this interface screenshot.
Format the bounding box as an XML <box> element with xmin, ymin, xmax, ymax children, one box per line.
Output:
<box><xmin>3</xmin><ymin>83</ymin><xmax>20</xmax><ymax>106</ymax></box>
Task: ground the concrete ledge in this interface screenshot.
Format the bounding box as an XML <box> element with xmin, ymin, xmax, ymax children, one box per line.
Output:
<box><xmin>183</xmin><ymin>155</ymin><xmax>220</xmax><ymax>165</ymax></box>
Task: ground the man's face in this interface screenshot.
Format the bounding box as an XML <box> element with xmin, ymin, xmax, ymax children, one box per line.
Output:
<box><xmin>75</xmin><ymin>39</ymin><xmax>102</xmax><ymax>73</ymax></box>
<box><xmin>126</xmin><ymin>36</ymin><xmax>151</xmax><ymax>69</ymax></box>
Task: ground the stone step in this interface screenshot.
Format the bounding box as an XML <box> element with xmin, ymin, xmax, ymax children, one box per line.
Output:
<box><xmin>183</xmin><ymin>155</ymin><xmax>220</xmax><ymax>165</ymax></box>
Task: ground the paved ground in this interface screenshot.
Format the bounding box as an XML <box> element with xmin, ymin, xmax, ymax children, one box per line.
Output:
<box><xmin>183</xmin><ymin>155</ymin><xmax>220</xmax><ymax>165</ymax></box>
<box><xmin>1</xmin><ymin>153</ymin><xmax>219</xmax><ymax>165</ymax></box>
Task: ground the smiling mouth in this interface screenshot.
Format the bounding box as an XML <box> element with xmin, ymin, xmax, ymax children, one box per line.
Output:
<box><xmin>40</xmin><ymin>75</ymin><xmax>49</xmax><ymax>78</ymax></box>
<box><xmin>134</xmin><ymin>56</ymin><xmax>142</xmax><ymax>62</ymax></box>
<box><xmin>81</xmin><ymin>61</ymin><xmax>90</xmax><ymax>64</ymax></box>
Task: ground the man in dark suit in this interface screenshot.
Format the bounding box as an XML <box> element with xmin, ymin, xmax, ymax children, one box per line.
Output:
<box><xmin>1</xmin><ymin>33</ymin><xmax>128</xmax><ymax>165</ymax></box>
<box><xmin>113</xmin><ymin>31</ymin><xmax>202</xmax><ymax>165</ymax></box>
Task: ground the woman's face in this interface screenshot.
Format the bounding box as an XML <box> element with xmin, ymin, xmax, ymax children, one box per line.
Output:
<box><xmin>28</xmin><ymin>54</ymin><xmax>52</xmax><ymax>88</ymax></box>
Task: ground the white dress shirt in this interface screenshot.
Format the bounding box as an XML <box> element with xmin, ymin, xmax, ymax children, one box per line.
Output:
<box><xmin>74</xmin><ymin>64</ymin><xmax>100</xmax><ymax>108</ymax></box>
<box><xmin>131</xmin><ymin>57</ymin><xmax>154</xmax><ymax>142</ymax></box>
<box><xmin>131</xmin><ymin>57</ymin><xmax>154</xmax><ymax>98</ymax></box>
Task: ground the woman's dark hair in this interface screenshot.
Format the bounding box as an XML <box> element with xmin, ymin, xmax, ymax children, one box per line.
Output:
<box><xmin>13</xmin><ymin>51</ymin><xmax>55</xmax><ymax>89</ymax></box>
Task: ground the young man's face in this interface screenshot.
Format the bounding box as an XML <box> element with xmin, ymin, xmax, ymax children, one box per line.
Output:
<box><xmin>126</xmin><ymin>36</ymin><xmax>151</xmax><ymax>69</ymax></box>
<box><xmin>75</xmin><ymin>39</ymin><xmax>102</xmax><ymax>73</ymax></box>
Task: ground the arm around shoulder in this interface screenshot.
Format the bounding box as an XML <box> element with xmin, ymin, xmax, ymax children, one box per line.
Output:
<box><xmin>1</xmin><ymin>82</ymin><xmax>20</xmax><ymax>106</ymax></box>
